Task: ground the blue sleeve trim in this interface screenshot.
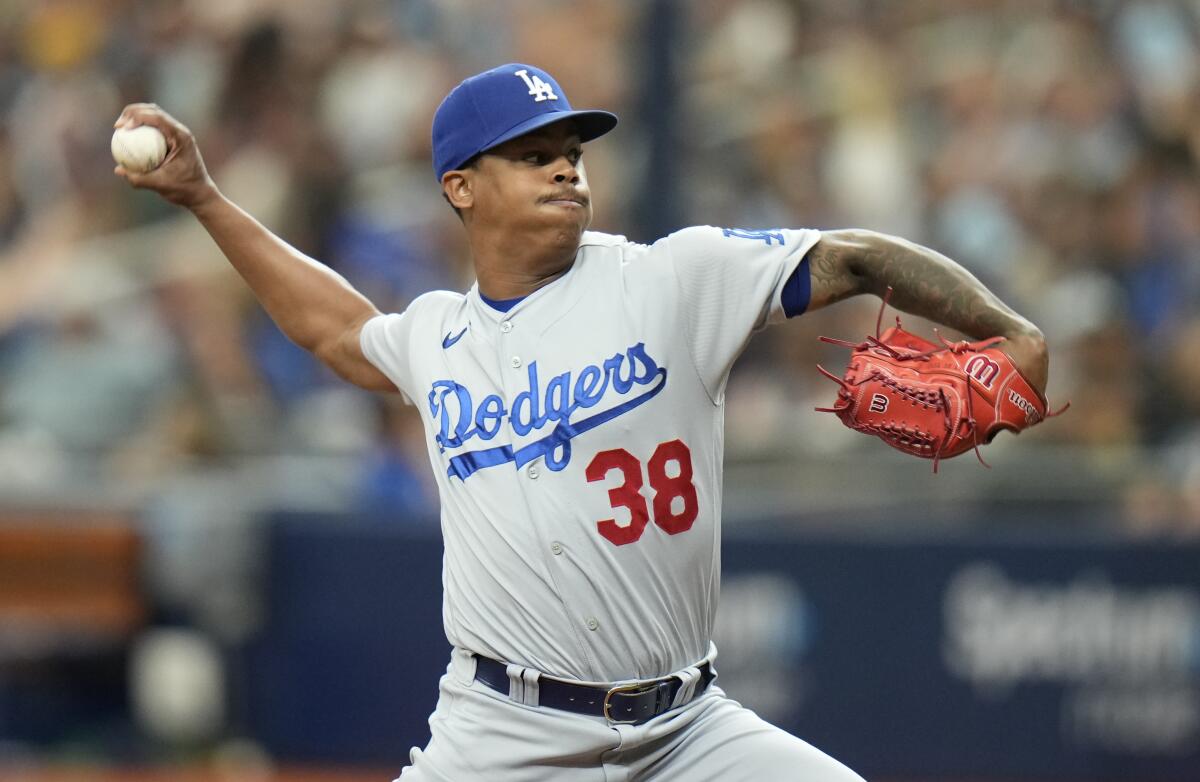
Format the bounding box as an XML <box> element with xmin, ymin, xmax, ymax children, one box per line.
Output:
<box><xmin>782</xmin><ymin>255</ymin><xmax>811</xmax><ymax>318</ymax></box>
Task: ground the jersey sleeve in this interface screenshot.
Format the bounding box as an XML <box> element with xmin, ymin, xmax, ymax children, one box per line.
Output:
<box><xmin>359</xmin><ymin>309</ymin><xmax>418</xmax><ymax>404</ymax></box>
<box><xmin>663</xmin><ymin>225</ymin><xmax>821</xmax><ymax>402</ymax></box>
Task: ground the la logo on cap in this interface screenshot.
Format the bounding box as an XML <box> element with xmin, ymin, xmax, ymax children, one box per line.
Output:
<box><xmin>430</xmin><ymin>63</ymin><xmax>616</xmax><ymax>180</ymax></box>
<box><xmin>515</xmin><ymin>69</ymin><xmax>557</xmax><ymax>102</ymax></box>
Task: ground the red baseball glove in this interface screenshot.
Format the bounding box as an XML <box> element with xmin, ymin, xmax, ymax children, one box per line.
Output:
<box><xmin>816</xmin><ymin>309</ymin><xmax>1054</xmax><ymax>470</ymax></box>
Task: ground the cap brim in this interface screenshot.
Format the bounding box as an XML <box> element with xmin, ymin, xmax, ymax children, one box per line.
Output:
<box><xmin>479</xmin><ymin>109</ymin><xmax>618</xmax><ymax>156</ymax></box>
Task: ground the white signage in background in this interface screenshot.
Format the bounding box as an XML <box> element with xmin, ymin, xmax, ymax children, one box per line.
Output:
<box><xmin>1064</xmin><ymin>686</ymin><xmax>1200</xmax><ymax>755</ymax></box>
<box><xmin>941</xmin><ymin>562</ymin><xmax>1200</xmax><ymax>754</ymax></box>
<box><xmin>713</xmin><ymin>574</ymin><xmax>813</xmax><ymax>722</ymax></box>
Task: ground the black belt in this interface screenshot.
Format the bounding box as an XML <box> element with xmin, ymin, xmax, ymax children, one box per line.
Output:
<box><xmin>473</xmin><ymin>655</ymin><xmax>715</xmax><ymax>725</ymax></box>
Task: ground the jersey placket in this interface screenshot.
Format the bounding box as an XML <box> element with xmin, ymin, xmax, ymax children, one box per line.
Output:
<box><xmin>477</xmin><ymin>283</ymin><xmax>610</xmax><ymax>672</ymax></box>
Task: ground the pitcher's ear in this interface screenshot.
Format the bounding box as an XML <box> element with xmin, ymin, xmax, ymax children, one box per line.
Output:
<box><xmin>442</xmin><ymin>169</ymin><xmax>473</xmax><ymax>211</ymax></box>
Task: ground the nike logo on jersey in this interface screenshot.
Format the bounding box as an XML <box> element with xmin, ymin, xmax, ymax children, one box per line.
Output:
<box><xmin>442</xmin><ymin>326</ymin><xmax>468</xmax><ymax>349</ymax></box>
<box><xmin>427</xmin><ymin>342</ymin><xmax>667</xmax><ymax>480</ymax></box>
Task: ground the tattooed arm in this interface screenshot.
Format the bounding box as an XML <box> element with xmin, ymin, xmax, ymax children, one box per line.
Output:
<box><xmin>806</xmin><ymin>229</ymin><xmax>1049</xmax><ymax>395</ymax></box>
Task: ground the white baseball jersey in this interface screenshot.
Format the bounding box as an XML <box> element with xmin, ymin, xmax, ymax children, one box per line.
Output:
<box><xmin>360</xmin><ymin>225</ymin><xmax>820</xmax><ymax>684</ymax></box>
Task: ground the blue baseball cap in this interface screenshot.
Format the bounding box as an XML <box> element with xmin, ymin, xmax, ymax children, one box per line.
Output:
<box><xmin>432</xmin><ymin>63</ymin><xmax>618</xmax><ymax>181</ymax></box>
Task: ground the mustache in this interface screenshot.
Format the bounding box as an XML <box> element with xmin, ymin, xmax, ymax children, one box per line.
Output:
<box><xmin>540</xmin><ymin>190</ymin><xmax>589</xmax><ymax>206</ymax></box>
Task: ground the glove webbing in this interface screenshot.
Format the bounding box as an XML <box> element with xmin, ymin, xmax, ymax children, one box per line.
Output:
<box><xmin>815</xmin><ymin>291</ymin><xmax>1001</xmax><ymax>472</ymax></box>
<box><xmin>815</xmin><ymin>361</ymin><xmax>983</xmax><ymax>472</ymax></box>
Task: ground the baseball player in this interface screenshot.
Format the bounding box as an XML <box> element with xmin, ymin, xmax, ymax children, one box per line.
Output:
<box><xmin>115</xmin><ymin>63</ymin><xmax>1048</xmax><ymax>781</ymax></box>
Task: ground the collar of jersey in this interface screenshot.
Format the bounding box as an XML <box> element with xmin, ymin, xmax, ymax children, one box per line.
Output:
<box><xmin>479</xmin><ymin>291</ymin><xmax>525</xmax><ymax>312</ymax></box>
<box><xmin>465</xmin><ymin>232</ymin><xmax>625</xmax><ymax>332</ymax></box>
<box><xmin>467</xmin><ymin>254</ymin><xmax>579</xmax><ymax>324</ymax></box>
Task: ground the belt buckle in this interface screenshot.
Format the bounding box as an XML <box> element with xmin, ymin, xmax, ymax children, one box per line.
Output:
<box><xmin>603</xmin><ymin>680</ymin><xmax>670</xmax><ymax>725</ymax></box>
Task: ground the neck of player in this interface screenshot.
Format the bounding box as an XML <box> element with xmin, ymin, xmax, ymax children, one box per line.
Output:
<box><xmin>468</xmin><ymin>225</ymin><xmax>581</xmax><ymax>300</ymax></box>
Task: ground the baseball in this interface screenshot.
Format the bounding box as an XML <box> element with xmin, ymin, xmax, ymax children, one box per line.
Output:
<box><xmin>111</xmin><ymin>125</ymin><xmax>167</xmax><ymax>173</ymax></box>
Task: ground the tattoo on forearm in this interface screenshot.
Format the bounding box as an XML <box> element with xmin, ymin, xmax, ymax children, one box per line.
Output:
<box><xmin>808</xmin><ymin>232</ymin><xmax>1034</xmax><ymax>340</ymax></box>
<box><xmin>808</xmin><ymin>239</ymin><xmax>859</xmax><ymax>309</ymax></box>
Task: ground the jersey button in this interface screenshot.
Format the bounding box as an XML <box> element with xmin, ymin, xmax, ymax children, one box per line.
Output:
<box><xmin>510</xmin><ymin>356</ymin><xmax>522</xmax><ymax>368</ymax></box>
<box><xmin>500</xmin><ymin>321</ymin><xmax>513</xmax><ymax>333</ymax></box>
<box><xmin>586</xmin><ymin>617</ymin><xmax>600</xmax><ymax>631</ymax></box>
<box><xmin>527</xmin><ymin>465</ymin><xmax>540</xmax><ymax>479</ymax></box>
<box><xmin>550</xmin><ymin>542</ymin><xmax>563</xmax><ymax>555</ymax></box>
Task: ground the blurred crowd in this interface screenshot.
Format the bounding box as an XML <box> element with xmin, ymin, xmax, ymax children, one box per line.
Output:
<box><xmin>685</xmin><ymin>0</ymin><xmax>1200</xmax><ymax>537</ymax></box>
<box><xmin>0</xmin><ymin>0</ymin><xmax>1198</xmax><ymax>539</ymax></box>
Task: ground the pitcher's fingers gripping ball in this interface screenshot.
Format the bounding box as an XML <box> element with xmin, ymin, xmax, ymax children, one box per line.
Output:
<box><xmin>111</xmin><ymin>124</ymin><xmax>167</xmax><ymax>173</ymax></box>
<box><xmin>816</xmin><ymin>296</ymin><xmax>1063</xmax><ymax>470</ymax></box>
<box><xmin>111</xmin><ymin>104</ymin><xmax>215</xmax><ymax>208</ymax></box>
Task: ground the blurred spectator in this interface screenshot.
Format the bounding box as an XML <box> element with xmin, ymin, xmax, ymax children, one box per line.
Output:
<box><xmin>355</xmin><ymin>397</ymin><xmax>438</xmax><ymax>522</ymax></box>
<box><xmin>0</xmin><ymin>1</ymin><xmax>1199</xmax><ymax>545</ymax></box>
<box><xmin>4</xmin><ymin>0</ymin><xmax>1200</xmax><ymax>767</ymax></box>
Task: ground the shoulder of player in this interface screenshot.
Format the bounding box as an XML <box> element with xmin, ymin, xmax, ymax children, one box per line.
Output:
<box><xmin>652</xmin><ymin>225</ymin><xmax>820</xmax><ymax>263</ymax></box>
<box><xmin>579</xmin><ymin>230</ymin><xmax>630</xmax><ymax>249</ymax></box>
<box><xmin>636</xmin><ymin>226</ymin><xmax>728</xmax><ymax>268</ymax></box>
<box><xmin>391</xmin><ymin>289</ymin><xmax>465</xmax><ymax>314</ymax></box>
<box><xmin>363</xmin><ymin>289</ymin><xmax>467</xmax><ymax>333</ymax></box>
<box><xmin>577</xmin><ymin>226</ymin><xmax>723</xmax><ymax>261</ymax></box>
<box><xmin>577</xmin><ymin>230</ymin><xmax>664</xmax><ymax>276</ymax></box>
<box><xmin>658</xmin><ymin>225</ymin><xmax>738</xmax><ymax>248</ymax></box>
<box><xmin>579</xmin><ymin>225</ymin><xmax>796</xmax><ymax>276</ymax></box>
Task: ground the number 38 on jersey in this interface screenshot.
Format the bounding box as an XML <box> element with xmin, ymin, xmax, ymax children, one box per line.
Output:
<box><xmin>585</xmin><ymin>439</ymin><xmax>699</xmax><ymax>546</ymax></box>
